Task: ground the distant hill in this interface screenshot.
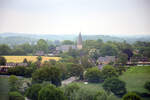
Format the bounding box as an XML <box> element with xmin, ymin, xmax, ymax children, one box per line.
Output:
<box><xmin>0</xmin><ymin>33</ymin><xmax>150</xmax><ymax>45</ymax></box>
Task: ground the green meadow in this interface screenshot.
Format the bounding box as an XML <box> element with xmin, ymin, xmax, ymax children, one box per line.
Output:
<box><xmin>74</xmin><ymin>66</ymin><xmax>150</xmax><ymax>100</ymax></box>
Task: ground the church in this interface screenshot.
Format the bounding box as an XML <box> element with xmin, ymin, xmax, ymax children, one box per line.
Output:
<box><xmin>56</xmin><ymin>32</ymin><xmax>83</xmax><ymax>52</ymax></box>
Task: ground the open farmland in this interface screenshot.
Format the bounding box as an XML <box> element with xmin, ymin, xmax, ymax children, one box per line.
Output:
<box><xmin>4</xmin><ymin>56</ymin><xmax>61</xmax><ymax>63</ymax></box>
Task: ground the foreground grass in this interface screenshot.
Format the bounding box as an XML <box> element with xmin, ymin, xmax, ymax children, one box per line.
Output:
<box><xmin>4</xmin><ymin>56</ymin><xmax>61</xmax><ymax>63</ymax></box>
<box><xmin>0</xmin><ymin>76</ymin><xmax>9</xmax><ymax>100</ymax></box>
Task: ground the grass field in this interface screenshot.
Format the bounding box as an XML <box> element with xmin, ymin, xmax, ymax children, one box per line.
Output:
<box><xmin>119</xmin><ymin>66</ymin><xmax>150</xmax><ymax>93</ymax></box>
<box><xmin>74</xmin><ymin>66</ymin><xmax>150</xmax><ymax>100</ymax></box>
<box><xmin>4</xmin><ymin>56</ymin><xmax>61</xmax><ymax>63</ymax></box>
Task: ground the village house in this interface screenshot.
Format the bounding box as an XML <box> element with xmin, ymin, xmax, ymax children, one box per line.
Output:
<box><xmin>35</xmin><ymin>50</ymin><xmax>45</xmax><ymax>56</ymax></box>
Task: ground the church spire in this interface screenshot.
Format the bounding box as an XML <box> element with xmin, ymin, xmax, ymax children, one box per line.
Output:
<box><xmin>77</xmin><ymin>32</ymin><xmax>83</xmax><ymax>49</ymax></box>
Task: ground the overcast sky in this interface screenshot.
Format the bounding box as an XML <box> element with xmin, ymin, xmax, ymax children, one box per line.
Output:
<box><xmin>0</xmin><ymin>0</ymin><xmax>150</xmax><ymax>35</ymax></box>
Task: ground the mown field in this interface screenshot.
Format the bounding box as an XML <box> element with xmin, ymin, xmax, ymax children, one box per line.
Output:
<box><xmin>4</xmin><ymin>56</ymin><xmax>61</xmax><ymax>63</ymax></box>
<box><xmin>74</xmin><ymin>66</ymin><xmax>150</xmax><ymax>100</ymax></box>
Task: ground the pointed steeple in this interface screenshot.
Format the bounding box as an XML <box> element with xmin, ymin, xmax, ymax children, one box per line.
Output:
<box><xmin>77</xmin><ymin>32</ymin><xmax>83</xmax><ymax>49</ymax></box>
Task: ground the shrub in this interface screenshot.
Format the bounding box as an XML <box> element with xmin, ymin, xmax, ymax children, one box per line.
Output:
<box><xmin>102</xmin><ymin>77</ymin><xmax>126</xmax><ymax>97</ymax></box>
<box><xmin>74</xmin><ymin>88</ymin><xmax>97</xmax><ymax>100</ymax></box>
<box><xmin>102</xmin><ymin>65</ymin><xmax>118</xmax><ymax>80</ymax></box>
<box><xmin>144</xmin><ymin>81</ymin><xmax>150</xmax><ymax>92</ymax></box>
<box><xmin>9</xmin><ymin>91</ymin><xmax>25</xmax><ymax>100</ymax></box>
<box><xmin>85</xmin><ymin>67</ymin><xmax>103</xmax><ymax>83</ymax></box>
<box><xmin>63</xmin><ymin>83</ymin><xmax>80</xmax><ymax>100</ymax></box>
<box><xmin>94</xmin><ymin>91</ymin><xmax>107</xmax><ymax>100</ymax></box>
<box><xmin>8</xmin><ymin>75</ymin><xmax>20</xmax><ymax>91</ymax></box>
<box><xmin>122</xmin><ymin>92</ymin><xmax>141</xmax><ymax>100</ymax></box>
<box><xmin>0</xmin><ymin>56</ymin><xmax>6</xmax><ymax>65</ymax></box>
<box><xmin>25</xmin><ymin>84</ymin><xmax>41</xmax><ymax>100</ymax></box>
<box><xmin>38</xmin><ymin>84</ymin><xmax>66</xmax><ymax>100</ymax></box>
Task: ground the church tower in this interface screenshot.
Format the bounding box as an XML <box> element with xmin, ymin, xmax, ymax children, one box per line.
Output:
<box><xmin>77</xmin><ymin>32</ymin><xmax>83</xmax><ymax>50</ymax></box>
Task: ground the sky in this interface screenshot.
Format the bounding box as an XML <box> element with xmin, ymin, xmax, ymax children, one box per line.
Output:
<box><xmin>0</xmin><ymin>0</ymin><xmax>150</xmax><ymax>36</ymax></box>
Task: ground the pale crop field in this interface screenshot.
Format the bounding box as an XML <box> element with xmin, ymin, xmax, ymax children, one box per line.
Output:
<box><xmin>4</xmin><ymin>56</ymin><xmax>61</xmax><ymax>63</ymax></box>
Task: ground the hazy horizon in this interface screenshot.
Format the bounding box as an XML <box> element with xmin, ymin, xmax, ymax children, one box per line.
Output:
<box><xmin>0</xmin><ymin>0</ymin><xmax>150</xmax><ymax>36</ymax></box>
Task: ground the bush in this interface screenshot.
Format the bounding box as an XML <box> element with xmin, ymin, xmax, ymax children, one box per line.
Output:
<box><xmin>63</xmin><ymin>83</ymin><xmax>80</xmax><ymax>100</ymax></box>
<box><xmin>94</xmin><ymin>91</ymin><xmax>107</xmax><ymax>100</ymax></box>
<box><xmin>73</xmin><ymin>88</ymin><xmax>97</xmax><ymax>100</ymax></box>
<box><xmin>102</xmin><ymin>77</ymin><xmax>126</xmax><ymax>97</ymax></box>
<box><xmin>0</xmin><ymin>56</ymin><xmax>6</xmax><ymax>65</ymax></box>
<box><xmin>85</xmin><ymin>67</ymin><xmax>103</xmax><ymax>83</ymax></box>
<box><xmin>122</xmin><ymin>92</ymin><xmax>141</xmax><ymax>100</ymax></box>
<box><xmin>9</xmin><ymin>91</ymin><xmax>25</xmax><ymax>100</ymax></box>
<box><xmin>144</xmin><ymin>81</ymin><xmax>150</xmax><ymax>92</ymax></box>
<box><xmin>102</xmin><ymin>65</ymin><xmax>118</xmax><ymax>80</ymax></box>
<box><xmin>25</xmin><ymin>84</ymin><xmax>41</xmax><ymax>100</ymax></box>
<box><xmin>38</xmin><ymin>84</ymin><xmax>66</xmax><ymax>100</ymax></box>
<box><xmin>8</xmin><ymin>75</ymin><xmax>20</xmax><ymax>91</ymax></box>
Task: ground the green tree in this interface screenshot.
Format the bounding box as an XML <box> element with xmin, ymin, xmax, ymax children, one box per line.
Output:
<box><xmin>117</xmin><ymin>53</ymin><xmax>128</xmax><ymax>65</ymax></box>
<box><xmin>8</xmin><ymin>75</ymin><xmax>20</xmax><ymax>91</ymax></box>
<box><xmin>32</xmin><ymin>66</ymin><xmax>62</xmax><ymax>86</ymax></box>
<box><xmin>63</xmin><ymin>83</ymin><xmax>80</xmax><ymax>100</ymax></box>
<box><xmin>67</xmin><ymin>63</ymin><xmax>84</xmax><ymax>78</ymax></box>
<box><xmin>9</xmin><ymin>91</ymin><xmax>25</xmax><ymax>100</ymax></box>
<box><xmin>84</xmin><ymin>67</ymin><xmax>103</xmax><ymax>83</ymax></box>
<box><xmin>102</xmin><ymin>77</ymin><xmax>126</xmax><ymax>97</ymax></box>
<box><xmin>94</xmin><ymin>91</ymin><xmax>107</xmax><ymax>100</ymax></box>
<box><xmin>80</xmin><ymin>56</ymin><xmax>94</xmax><ymax>69</ymax></box>
<box><xmin>102</xmin><ymin>65</ymin><xmax>118</xmax><ymax>80</ymax></box>
<box><xmin>100</xmin><ymin>43</ymin><xmax>118</xmax><ymax>56</ymax></box>
<box><xmin>25</xmin><ymin>84</ymin><xmax>42</xmax><ymax>100</ymax></box>
<box><xmin>0</xmin><ymin>56</ymin><xmax>7</xmax><ymax>65</ymax></box>
<box><xmin>0</xmin><ymin>44</ymin><xmax>11</xmax><ymax>55</ymax></box>
<box><xmin>122</xmin><ymin>92</ymin><xmax>141</xmax><ymax>100</ymax></box>
<box><xmin>62</xmin><ymin>40</ymin><xmax>74</xmax><ymax>45</ymax></box>
<box><xmin>36</xmin><ymin>39</ymin><xmax>49</xmax><ymax>53</ymax></box>
<box><xmin>38</xmin><ymin>84</ymin><xmax>66</xmax><ymax>100</ymax></box>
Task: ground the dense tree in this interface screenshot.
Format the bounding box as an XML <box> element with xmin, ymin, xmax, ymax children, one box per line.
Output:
<box><xmin>103</xmin><ymin>77</ymin><xmax>126</xmax><ymax>97</ymax></box>
<box><xmin>117</xmin><ymin>53</ymin><xmax>128</xmax><ymax>65</ymax></box>
<box><xmin>100</xmin><ymin>43</ymin><xmax>118</xmax><ymax>56</ymax></box>
<box><xmin>84</xmin><ymin>67</ymin><xmax>103</xmax><ymax>83</ymax></box>
<box><xmin>80</xmin><ymin>56</ymin><xmax>94</xmax><ymax>69</ymax></box>
<box><xmin>9</xmin><ymin>91</ymin><xmax>25</xmax><ymax>100</ymax></box>
<box><xmin>0</xmin><ymin>56</ymin><xmax>7</xmax><ymax>65</ymax></box>
<box><xmin>63</xmin><ymin>83</ymin><xmax>80</xmax><ymax>100</ymax></box>
<box><xmin>8</xmin><ymin>75</ymin><xmax>20</xmax><ymax>91</ymax></box>
<box><xmin>32</xmin><ymin>66</ymin><xmax>62</xmax><ymax>86</ymax></box>
<box><xmin>62</xmin><ymin>40</ymin><xmax>74</xmax><ymax>45</ymax></box>
<box><xmin>102</xmin><ymin>65</ymin><xmax>118</xmax><ymax>80</ymax></box>
<box><xmin>67</xmin><ymin>63</ymin><xmax>84</xmax><ymax>78</ymax></box>
<box><xmin>11</xmin><ymin>48</ymin><xmax>26</xmax><ymax>55</ymax></box>
<box><xmin>0</xmin><ymin>44</ymin><xmax>11</xmax><ymax>55</ymax></box>
<box><xmin>25</xmin><ymin>84</ymin><xmax>42</xmax><ymax>100</ymax></box>
<box><xmin>38</xmin><ymin>84</ymin><xmax>66</xmax><ymax>100</ymax></box>
<box><xmin>36</xmin><ymin>39</ymin><xmax>49</xmax><ymax>53</ymax></box>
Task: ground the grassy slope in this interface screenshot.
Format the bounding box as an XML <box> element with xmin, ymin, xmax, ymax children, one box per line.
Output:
<box><xmin>119</xmin><ymin>66</ymin><xmax>150</xmax><ymax>93</ymax></box>
<box><xmin>74</xmin><ymin>66</ymin><xmax>150</xmax><ymax>100</ymax></box>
